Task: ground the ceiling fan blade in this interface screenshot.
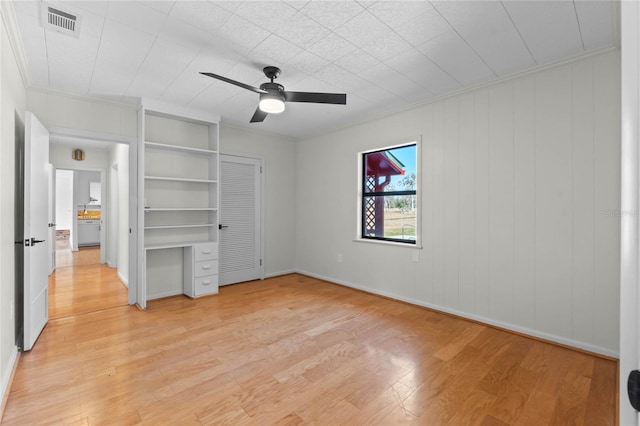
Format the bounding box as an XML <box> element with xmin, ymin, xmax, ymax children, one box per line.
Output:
<box><xmin>284</xmin><ymin>91</ymin><xmax>347</xmax><ymax>105</ymax></box>
<box><xmin>250</xmin><ymin>107</ymin><xmax>268</xmax><ymax>123</ymax></box>
<box><xmin>200</xmin><ymin>72</ymin><xmax>266</xmax><ymax>94</ymax></box>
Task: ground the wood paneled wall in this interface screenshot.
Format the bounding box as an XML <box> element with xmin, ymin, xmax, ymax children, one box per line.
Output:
<box><xmin>296</xmin><ymin>50</ymin><xmax>621</xmax><ymax>356</ymax></box>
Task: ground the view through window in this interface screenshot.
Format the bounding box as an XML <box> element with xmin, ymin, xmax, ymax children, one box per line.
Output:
<box><xmin>361</xmin><ymin>143</ymin><xmax>417</xmax><ymax>244</ymax></box>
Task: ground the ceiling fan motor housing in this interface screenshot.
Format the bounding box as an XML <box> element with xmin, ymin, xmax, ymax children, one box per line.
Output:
<box><xmin>260</xmin><ymin>82</ymin><xmax>286</xmax><ymax>102</ymax></box>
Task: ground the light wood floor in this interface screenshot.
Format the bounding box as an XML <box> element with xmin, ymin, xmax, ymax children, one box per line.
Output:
<box><xmin>49</xmin><ymin>245</ymin><xmax>129</xmax><ymax>319</ymax></box>
<box><xmin>55</xmin><ymin>241</ymin><xmax>100</xmax><ymax>268</ymax></box>
<box><xmin>2</xmin><ymin>274</ymin><xmax>617</xmax><ymax>425</ymax></box>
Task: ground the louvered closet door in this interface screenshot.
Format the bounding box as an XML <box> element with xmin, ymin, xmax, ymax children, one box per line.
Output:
<box><xmin>219</xmin><ymin>155</ymin><xmax>262</xmax><ymax>286</ymax></box>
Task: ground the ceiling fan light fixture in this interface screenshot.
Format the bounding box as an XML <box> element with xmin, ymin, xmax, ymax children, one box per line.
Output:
<box><xmin>259</xmin><ymin>94</ymin><xmax>285</xmax><ymax>114</ymax></box>
<box><xmin>200</xmin><ymin>66</ymin><xmax>346</xmax><ymax>123</ymax></box>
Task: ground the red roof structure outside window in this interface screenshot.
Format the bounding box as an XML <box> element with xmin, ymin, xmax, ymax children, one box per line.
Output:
<box><xmin>361</xmin><ymin>144</ymin><xmax>417</xmax><ymax>243</ymax></box>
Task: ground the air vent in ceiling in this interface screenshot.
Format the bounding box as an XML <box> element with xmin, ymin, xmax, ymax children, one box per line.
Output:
<box><xmin>40</xmin><ymin>4</ymin><xmax>81</xmax><ymax>38</ymax></box>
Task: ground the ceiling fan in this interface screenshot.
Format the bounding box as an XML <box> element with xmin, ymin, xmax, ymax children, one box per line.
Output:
<box><xmin>200</xmin><ymin>66</ymin><xmax>347</xmax><ymax>123</ymax></box>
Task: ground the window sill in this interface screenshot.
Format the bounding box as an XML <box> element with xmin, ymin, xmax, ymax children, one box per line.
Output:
<box><xmin>353</xmin><ymin>238</ymin><xmax>422</xmax><ymax>249</ymax></box>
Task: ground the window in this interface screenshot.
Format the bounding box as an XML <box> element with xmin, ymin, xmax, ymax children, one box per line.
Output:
<box><xmin>360</xmin><ymin>143</ymin><xmax>417</xmax><ymax>244</ymax></box>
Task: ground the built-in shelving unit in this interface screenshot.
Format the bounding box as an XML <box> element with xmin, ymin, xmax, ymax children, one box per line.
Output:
<box><xmin>137</xmin><ymin>101</ymin><xmax>220</xmax><ymax>306</ymax></box>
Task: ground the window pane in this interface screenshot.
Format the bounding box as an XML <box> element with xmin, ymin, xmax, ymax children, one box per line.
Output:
<box><xmin>363</xmin><ymin>195</ymin><xmax>417</xmax><ymax>242</ymax></box>
<box><xmin>364</xmin><ymin>145</ymin><xmax>416</xmax><ymax>193</ymax></box>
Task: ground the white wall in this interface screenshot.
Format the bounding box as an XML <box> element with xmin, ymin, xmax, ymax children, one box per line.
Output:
<box><xmin>220</xmin><ymin>124</ymin><xmax>297</xmax><ymax>277</ymax></box>
<box><xmin>74</xmin><ymin>170</ymin><xmax>101</xmax><ymax>208</ymax></box>
<box><xmin>107</xmin><ymin>147</ymin><xmax>118</xmax><ymax>268</ymax></box>
<box><xmin>49</xmin><ymin>144</ymin><xmax>110</xmax><ymax>171</ymax></box>
<box><xmin>55</xmin><ymin>169</ymin><xmax>73</xmax><ymax>231</ymax></box>
<box><xmin>26</xmin><ymin>89</ymin><xmax>137</xmax><ymax>138</ymax></box>
<box><xmin>114</xmin><ymin>144</ymin><xmax>129</xmax><ymax>285</ymax></box>
<box><xmin>296</xmin><ymin>50</ymin><xmax>621</xmax><ymax>357</ymax></box>
<box><xmin>0</xmin><ymin>5</ymin><xmax>25</xmax><ymax>411</ymax></box>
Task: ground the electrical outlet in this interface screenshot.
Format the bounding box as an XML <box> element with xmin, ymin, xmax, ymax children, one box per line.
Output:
<box><xmin>337</xmin><ymin>254</ymin><xmax>343</xmax><ymax>263</ymax></box>
<box><xmin>411</xmin><ymin>250</ymin><xmax>420</xmax><ymax>263</ymax></box>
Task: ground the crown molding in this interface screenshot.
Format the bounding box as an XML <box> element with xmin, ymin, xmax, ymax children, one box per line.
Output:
<box><xmin>0</xmin><ymin>1</ymin><xmax>31</xmax><ymax>88</ymax></box>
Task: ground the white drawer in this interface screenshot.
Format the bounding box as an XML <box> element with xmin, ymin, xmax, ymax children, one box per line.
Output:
<box><xmin>194</xmin><ymin>243</ymin><xmax>218</xmax><ymax>261</ymax></box>
<box><xmin>194</xmin><ymin>260</ymin><xmax>218</xmax><ymax>277</ymax></box>
<box><xmin>194</xmin><ymin>275</ymin><xmax>218</xmax><ymax>296</ymax></box>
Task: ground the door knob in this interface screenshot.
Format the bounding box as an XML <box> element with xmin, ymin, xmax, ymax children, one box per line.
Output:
<box><xmin>29</xmin><ymin>237</ymin><xmax>45</xmax><ymax>246</ymax></box>
<box><xmin>219</xmin><ymin>224</ymin><xmax>229</xmax><ymax>229</ymax></box>
<box><xmin>629</xmin><ymin>370</ymin><xmax>640</xmax><ymax>411</ymax></box>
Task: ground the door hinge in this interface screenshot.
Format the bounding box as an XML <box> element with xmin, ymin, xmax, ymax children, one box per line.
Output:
<box><xmin>628</xmin><ymin>370</ymin><xmax>640</xmax><ymax>411</ymax></box>
<box><xmin>260</xmin><ymin>259</ymin><xmax>262</xmax><ymax>266</ymax></box>
<box><xmin>260</xmin><ymin>166</ymin><xmax>262</xmax><ymax>173</ymax></box>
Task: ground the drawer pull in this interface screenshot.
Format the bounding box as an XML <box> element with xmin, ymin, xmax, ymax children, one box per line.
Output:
<box><xmin>202</xmin><ymin>265</ymin><xmax>211</xmax><ymax>270</ymax></box>
<box><xmin>202</xmin><ymin>250</ymin><xmax>211</xmax><ymax>254</ymax></box>
<box><xmin>202</xmin><ymin>280</ymin><xmax>211</xmax><ymax>285</ymax></box>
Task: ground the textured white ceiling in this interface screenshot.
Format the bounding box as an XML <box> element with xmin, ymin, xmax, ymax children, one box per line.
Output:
<box><xmin>12</xmin><ymin>0</ymin><xmax>616</xmax><ymax>139</ymax></box>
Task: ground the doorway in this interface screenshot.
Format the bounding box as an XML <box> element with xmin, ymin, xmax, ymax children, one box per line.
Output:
<box><xmin>53</xmin><ymin>169</ymin><xmax>104</xmax><ymax>255</ymax></box>
<box><xmin>48</xmin><ymin>136</ymin><xmax>131</xmax><ymax>318</ymax></box>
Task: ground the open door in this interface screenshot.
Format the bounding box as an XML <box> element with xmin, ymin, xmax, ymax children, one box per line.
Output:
<box><xmin>621</xmin><ymin>1</ymin><xmax>640</xmax><ymax>423</ymax></box>
<box><xmin>23</xmin><ymin>112</ymin><xmax>50</xmax><ymax>351</ymax></box>
<box><xmin>47</xmin><ymin>164</ymin><xmax>56</xmax><ymax>275</ymax></box>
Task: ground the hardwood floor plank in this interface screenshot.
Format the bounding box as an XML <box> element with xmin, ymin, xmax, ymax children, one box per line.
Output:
<box><xmin>446</xmin><ymin>389</ymin><xmax>498</xmax><ymax>426</ymax></box>
<box><xmin>49</xmin><ymin>252</ymin><xmax>128</xmax><ymax>320</ymax></box>
<box><xmin>513</xmin><ymin>389</ymin><xmax>557</xmax><ymax>426</ymax></box>
<box><xmin>485</xmin><ymin>367</ymin><xmax>538</xmax><ymax>424</ymax></box>
<box><xmin>584</xmin><ymin>358</ymin><xmax>617</xmax><ymax>426</ymax></box>
<box><xmin>272</xmin><ymin>412</ymin><xmax>305</xmax><ymax>426</ymax></box>
<box><xmin>1</xmin><ymin>273</ymin><xmax>617</xmax><ymax>425</ymax></box>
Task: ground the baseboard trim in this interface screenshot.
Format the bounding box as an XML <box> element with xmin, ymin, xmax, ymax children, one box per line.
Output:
<box><xmin>146</xmin><ymin>291</ymin><xmax>183</xmax><ymax>301</ymax></box>
<box><xmin>296</xmin><ymin>270</ymin><xmax>619</xmax><ymax>360</ymax></box>
<box><xmin>265</xmin><ymin>269</ymin><xmax>296</xmax><ymax>279</ymax></box>
<box><xmin>117</xmin><ymin>271</ymin><xmax>128</xmax><ymax>287</ymax></box>
<box><xmin>1</xmin><ymin>348</ymin><xmax>20</xmax><ymax>422</ymax></box>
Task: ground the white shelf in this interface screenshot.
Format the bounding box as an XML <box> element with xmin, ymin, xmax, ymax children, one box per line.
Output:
<box><xmin>144</xmin><ymin>207</ymin><xmax>217</xmax><ymax>212</ymax></box>
<box><xmin>145</xmin><ymin>141</ymin><xmax>217</xmax><ymax>156</ymax></box>
<box><xmin>145</xmin><ymin>224</ymin><xmax>216</xmax><ymax>230</ymax></box>
<box><xmin>145</xmin><ymin>240</ymin><xmax>215</xmax><ymax>250</ymax></box>
<box><xmin>145</xmin><ymin>175</ymin><xmax>216</xmax><ymax>184</ymax></box>
<box><xmin>139</xmin><ymin>104</ymin><xmax>219</xmax><ymax>306</ymax></box>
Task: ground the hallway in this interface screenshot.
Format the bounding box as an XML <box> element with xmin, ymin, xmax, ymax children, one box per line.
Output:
<box><xmin>49</xmin><ymin>243</ymin><xmax>128</xmax><ymax>319</ymax></box>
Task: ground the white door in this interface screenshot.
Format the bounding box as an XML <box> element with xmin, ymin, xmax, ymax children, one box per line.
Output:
<box><xmin>219</xmin><ymin>155</ymin><xmax>262</xmax><ymax>286</ymax></box>
<box><xmin>621</xmin><ymin>0</ymin><xmax>640</xmax><ymax>422</ymax></box>
<box><xmin>24</xmin><ymin>112</ymin><xmax>50</xmax><ymax>351</ymax></box>
<box><xmin>47</xmin><ymin>164</ymin><xmax>56</xmax><ymax>275</ymax></box>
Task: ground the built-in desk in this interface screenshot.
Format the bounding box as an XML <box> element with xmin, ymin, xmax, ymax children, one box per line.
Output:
<box><xmin>145</xmin><ymin>241</ymin><xmax>218</xmax><ymax>298</ymax></box>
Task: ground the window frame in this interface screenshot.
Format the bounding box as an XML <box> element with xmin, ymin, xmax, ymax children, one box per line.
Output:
<box><xmin>356</xmin><ymin>138</ymin><xmax>421</xmax><ymax>247</ymax></box>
